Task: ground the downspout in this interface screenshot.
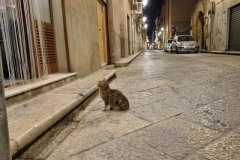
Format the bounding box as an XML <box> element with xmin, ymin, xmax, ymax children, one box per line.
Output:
<box><xmin>131</xmin><ymin>0</ymin><xmax>134</xmax><ymax>54</ymax></box>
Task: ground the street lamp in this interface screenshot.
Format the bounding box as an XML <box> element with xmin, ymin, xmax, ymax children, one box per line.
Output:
<box><xmin>142</xmin><ymin>17</ymin><xmax>146</xmax><ymax>22</ymax></box>
<box><xmin>144</xmin><ymin>24</ymin><xmax>148</xmax><ymax>29</ymax></box>
<box><xmin>143</xmin><ymin>0</ymin><xmax>148</xmax><ymax>7</ymax></box>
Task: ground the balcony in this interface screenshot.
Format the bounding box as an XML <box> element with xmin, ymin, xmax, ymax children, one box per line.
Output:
<box><xmin>133</xmin><ymin>1</ymin><xmax>143</xmax><ymax>14</ymax></box>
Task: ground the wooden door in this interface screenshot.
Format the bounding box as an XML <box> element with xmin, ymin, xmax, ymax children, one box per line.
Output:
<box><xmin>97</xmin><ymin>0</ymin><xmax>108</xmax><ymax>66</ymax></box>
<box><xmin>32</xmin><ymin>0</ymin><xmax>58</xmax><ymax>75</ymax></box>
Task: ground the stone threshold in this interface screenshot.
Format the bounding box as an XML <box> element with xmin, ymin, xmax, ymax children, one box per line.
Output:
<box><xmin>5</xmin><ymin>73</ymin><xmax>77</xmax><ymax>107</ymax></box>
<box><xmin>5</xmin><ymin>73</ymin><xmax>77</xmax><ymax>98</ymax></box>
<box><xmin>115</xmin><ymin>51</ymin><xmax>142</xmax><ymax>67</ymax></box>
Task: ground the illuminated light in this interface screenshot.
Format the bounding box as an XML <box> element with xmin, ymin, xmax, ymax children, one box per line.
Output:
<box><xmin>161</xmin><ymin>27</ymin><xmax>164</xmax><ymax>31</ymax></box>
<box><xmin>143</xmin><ymin>17</ymin><xmax>147</xmax><ymax>22</ymax></box>
<box><xmin>143</xmin><ymin>0</ymin><xmax>148</xmax><ymax>7</ymax></box>
<box><xmin>144</xmin><ymin>24</ymin><xmax>148</xmax><ymax>28</ymax></box>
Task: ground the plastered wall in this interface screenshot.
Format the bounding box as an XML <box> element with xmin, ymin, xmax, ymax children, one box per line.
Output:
<box><xmin>64</xmin><ymin>0</ymin><xmax>101</xmax><ymax>77</ymax></box>
<box><xmin>107</xmin><ymin>0</ymin><xmax>121</xmax><ymax>63</ymax></box>
<box><xmin>212</xmin><ymin>0</ymin><xmax>240</xmax><ymax>51</ymax></box>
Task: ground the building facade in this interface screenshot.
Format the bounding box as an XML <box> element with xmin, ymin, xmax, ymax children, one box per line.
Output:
<box><xmin>0</xmin><ymin>0</ymin><xmax>144</xmax><ymax>88</ymax></box>
<box><xmin>211</xmin><ymin>0</ymin><xmax>240</xmax><ymax>51</ymax></box>
<box><xmin>190</xmin><ymin>0</ymin><xmax>240</xmax><ymax>52</ymax></box>
<box><xmin>155</xmin><ymin>0</ymin><xmax>196</xmax><ymax>49</ymax></box>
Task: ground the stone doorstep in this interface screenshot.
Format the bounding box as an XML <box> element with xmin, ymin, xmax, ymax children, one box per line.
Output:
<box><xmin>5</xmin><ymin>73</ymin><xmax>78</xmax><ymax>107</ymax></box>
<box><xmin>7</xmin><ymin>69</ymin><xmax>116</xmax><ymax>157</ymax></box>
<box><xmin>115</xmin><ymin>51</ymin><xmax>142</xmax><ymax>67</ymax></box>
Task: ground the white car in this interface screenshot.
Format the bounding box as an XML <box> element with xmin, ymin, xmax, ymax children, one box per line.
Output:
<box><xmin>164</xmin><ymin>39</ymin><xmax>173</xmax><ymax>52</ymax></box>
<box><xmin>170</xmin><ymin>35</ymin><xmax>199</xmax><ymax>53</ymax></box>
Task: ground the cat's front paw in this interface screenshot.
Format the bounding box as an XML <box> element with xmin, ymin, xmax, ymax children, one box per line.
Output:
<box><xmin>102</xmin><ymin>108</ymin><xmax>107</xmax><ymax>111</ymax></box>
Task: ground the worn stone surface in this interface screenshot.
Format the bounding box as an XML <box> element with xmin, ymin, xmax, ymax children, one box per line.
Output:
<box><xmin>47</xmin><ymin>112</ymin><xmax>150</xmax><ymax>159</ymax></box>
<box><xmin>16</xmin><ymin>51</ymin><xmax>240</xmax><ymax>160</ymax></box>
<box><xmin>120</xmin><ymin>118</ymin><xmax>221</xmax><ymax>160</ymax></box>
<box><xmin>69</xmin><ymin>138</ymin><xmax>175</xmax><ymax>160</ymax></box>
<box><xmin>178</xmin><ymin>94</ymin><xmax>240</xmax><ymax>132</ymax></box>
<box><xmin>182</xmin><ymin>153</ymin><xmax>208</xmax><ymax>160</ymax></box>
<box><xmin>197</xmin><ymin>126</ymin><xmax>240</xmax><ymax>160</ymax></box>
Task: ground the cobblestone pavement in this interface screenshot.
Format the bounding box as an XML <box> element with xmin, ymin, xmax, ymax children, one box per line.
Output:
<box><xmin>17</xmin><ymin>50</ymin><xmax>240</xmax><ymax>160</ymax></box>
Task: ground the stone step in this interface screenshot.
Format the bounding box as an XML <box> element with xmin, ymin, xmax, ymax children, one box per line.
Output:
<box><xmin>7</xmin><ymin>69</ymin><xmax>116</xmax><ymax>157</ymax></box>
<box><xmin>5</xmin><ymin>73</ymin><xmax>78</xmax><ymax>107</ymax></box>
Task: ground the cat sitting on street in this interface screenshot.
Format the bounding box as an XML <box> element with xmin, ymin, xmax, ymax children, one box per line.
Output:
<box><xmin>98</xmin><ymin>78</ymin><xmax>129</xmax><ymax>111</ymax></box>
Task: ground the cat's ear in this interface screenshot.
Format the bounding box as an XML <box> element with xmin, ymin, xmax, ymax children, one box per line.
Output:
<box><xmin>103</xmin><ymin>78</ymin><xmax>106</xmax><ymax>82</ymax></box>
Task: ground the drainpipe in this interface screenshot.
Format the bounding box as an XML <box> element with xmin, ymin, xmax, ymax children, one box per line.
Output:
<box><xmin>209</xmin><ymin>1</ymin><xmax>215</xmax><ymax>53</ymax></box>
<box><xmin>0</xmin><ymin>55</ymin><xmax>11</xmax><ymax>160</ymax></box>
<box><xmin>131</xmin><ymin>2</ymin><xmax>134</xmax><ymax>54</ymax></box>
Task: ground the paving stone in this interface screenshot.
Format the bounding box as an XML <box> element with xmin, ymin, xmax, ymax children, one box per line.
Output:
<box><xmin>197</xmin><ymin>126</ymin><xmax>240</xmax><ymax>160</ymax></box>
<box><xmin>121</xmin><ymin>117</ymin><xmax>222</xmax><ymax>160</ymax></box>
<box><xmin>47</xmin><ymin>112</ymin><xmax>150</xmax><ymax>159</ymax></box>
<box><xmin>68</xmin><ymin>138</ymin><xmax>176</xmax><ymax>160</ymax></box>
<box><xmin>178</xmin><ymin>95</ymin><xmax>240</xmax><ymax>132</ymax></box>
<box><xmin>182</xmin><ymin>153</ymin><xmax>208</xmax><ymax>160</ymax></box>
<box><xmin>129</xmin><ymin>102</ymin><xmax>182</xmax><ymax>122</ymax></box>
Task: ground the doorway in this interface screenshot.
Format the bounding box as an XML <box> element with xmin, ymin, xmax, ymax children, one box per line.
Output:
<box><xmin>97</xmin><ymin>0</ymin><xmax>108</xmax><ymax>66</ymax></box>
<box><xmin>127</xmin><ymin>15</ymin><xmax>131</xmax><ymax>55</ymax></box>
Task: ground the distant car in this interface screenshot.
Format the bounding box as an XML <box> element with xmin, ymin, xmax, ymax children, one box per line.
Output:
<box><xmin>170</xmin><ymin>35</ymin><xmax>199</xmax><ymax>53</ymax></box>
<box><xmin>164</xmin><ymin>39</ymin><xmax>173</xmax><ymax>52</ymax></box>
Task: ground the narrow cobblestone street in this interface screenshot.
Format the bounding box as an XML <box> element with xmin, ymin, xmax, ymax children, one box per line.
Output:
<box><xmin>17</xmin><ymin>50</ymin><xmax>240</xmax><ymax>160</ymax></box>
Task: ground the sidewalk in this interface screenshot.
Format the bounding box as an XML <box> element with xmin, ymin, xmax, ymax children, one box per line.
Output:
<box><xmin>7</xmin><ymin>51</ymin><xmax>142</xmax><ymax>157</ymax></box>
<box><xmin>14</xmin><ymin>50</ymin><xmax>240</xmax><ymax>160</ymax></box>
<box><xmin>115</xmin><ymin>51</ymin><xmax>142</xmax><ymax>67</ymax></box>
<box><xmin>7</xmin><ymin>69</ymin><xmax>115</xmax><ymax>157</ymax></box>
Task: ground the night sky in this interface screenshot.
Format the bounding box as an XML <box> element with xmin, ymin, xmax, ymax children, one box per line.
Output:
<box><xmin>142</xmin><ymin>0</ymin><xmax>163</xmax><ymax>41</ymax></box>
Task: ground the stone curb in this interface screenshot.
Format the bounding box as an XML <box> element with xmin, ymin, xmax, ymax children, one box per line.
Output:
<box><xmin>10</xmin><ymin>70</ymin><xmax>116</xmax><ymax>157</ymax></box>
<box><xmin>211</xmin><ymin>51</ymin><xmax>240</xmax><ymax>55</ymax></box>
<box><xmin>115</xmin><ymin>51</ymin><xmax>142</xmax><ymax>67</ymax></box>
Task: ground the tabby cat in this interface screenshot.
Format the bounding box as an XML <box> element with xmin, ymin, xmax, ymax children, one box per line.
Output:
<box><xmin>98</xmin><ymin>78</ymin><xmax>129</xmax><ymax>111</ymax></box>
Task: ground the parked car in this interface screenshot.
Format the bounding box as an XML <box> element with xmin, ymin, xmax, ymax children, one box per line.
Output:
<box><xmin>170</xmin><ymin>35</ymin><xmax>199</xmax><ymax>53</ymax></box>
<box><xmin>164</xmin><ymin>39</ymin><xmax>173</xmax><ymax>52</ymax></box>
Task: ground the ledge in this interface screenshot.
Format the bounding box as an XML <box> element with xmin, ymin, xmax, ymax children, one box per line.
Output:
<box><xmin>115</xmin><ymin>51</ymin><xmax>142</xmax><ymax>67</ymax></box>
<box><xmin>5</xmin><ymin>73</ymin><xmax>77</xmax><ymax>98</ymax></box>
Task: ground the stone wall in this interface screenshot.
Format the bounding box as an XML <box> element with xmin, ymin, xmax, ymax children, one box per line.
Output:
<box><xmin>64</xmin><ymin>0</ymin><xmax>101</xmax><ymax>78</ymax></box>
<box><xmin>212</xmin><ymin>0</ymin><xmax>240</xmax><ymax>51</ymax></box>
<box><xmin>120</xmin><ymin>0</ymin><xmax>133</xmax><ymax>57</ymax></box>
